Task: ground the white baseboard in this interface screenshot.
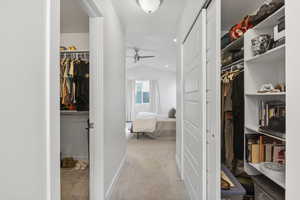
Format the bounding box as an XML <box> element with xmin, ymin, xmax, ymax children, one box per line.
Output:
<box><xmin>176</xmin><ymin>154</ymin><xmax>182</xmax><ymax>178</ymax></box>
<box><xmin>105</xmin><ymin>153</ymin><xmax>127</xmax><ymax>200</ymax></box>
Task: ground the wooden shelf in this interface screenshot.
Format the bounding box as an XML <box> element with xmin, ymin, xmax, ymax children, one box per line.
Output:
<box><xmin>245</xmin><ymin>126</ymin><xmax>285</xmax><ymax>142</ymax></box>
<box><xmin>245</xmin><ymin>44</ymin><xmax>285</xmax><ymax>63</ymax></box>
<box><xmin>253</xmin><ymin>6</ymin><xmax>285</xmax><ymax>30</ymax></box>
<box><xmin>248</xmin><ymin>162</ymin><xmax>285</xmax><ymax>188</ymax></box>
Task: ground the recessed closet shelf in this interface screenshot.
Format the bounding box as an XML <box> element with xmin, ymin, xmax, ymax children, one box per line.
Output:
<box><xmin>245</xmin><ymin>92</ymin><xmax>286</xmax><ymax>96</ymax></box>
<box><xmin>248</xmin><ymin>162</ymin><xmax>285</xmax><ymax>189</ymax></box>
<box><xmin>245</xmin><ymin>125</ymin><xmax>286</xmax><ymax>142</ymax></box>
<box><xmin>221</xmin><ymin>35</ymin><xmax>244</xmax><ymax>53</ymax></box>
<box><xmin>61</xmin><ymin>111</ymin><xmax>89</xmax><ymax>115</ymax></box>
<box><xmin>253</xmin><ymin>6</ymin><xmax>285</xmax><ymax>30</ymax></box>
<box><xmin>245</xmin><ymin>44</ymin><xmax>285</xmax><ymax>63</ymax></box>
<box><xmin>221</xmin><ymin>58</ymin><xmax>244</xmax><ymax>69</ymax></box>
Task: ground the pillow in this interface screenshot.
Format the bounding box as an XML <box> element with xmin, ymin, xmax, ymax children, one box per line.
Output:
<box><xmin>168</xmin><ymin>108</ymin><xmax>176</xmax><ymax>118</ymax></box>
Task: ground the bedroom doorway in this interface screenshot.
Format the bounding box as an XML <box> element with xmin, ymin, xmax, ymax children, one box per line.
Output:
<box><xmin>125</xmin><ymin>77</ymin><xmax>177</xmax><ymax>139</ymax></box>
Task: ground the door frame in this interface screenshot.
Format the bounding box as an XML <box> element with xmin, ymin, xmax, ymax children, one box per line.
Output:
<box><xmin>46</xmin><ymin>0</ymin><xmax>105</xmax><ymax>200</ymax></box>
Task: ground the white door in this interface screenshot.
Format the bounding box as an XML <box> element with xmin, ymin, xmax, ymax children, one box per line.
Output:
<box><xmin>206</xmin><ymin>0</ymin><xmax>221</xmax><ymax>199</ymax></box>
<box><xmin>182</xmin><ymin>10</ymin><xmax>207</xmax><ymax>200</ymax></box>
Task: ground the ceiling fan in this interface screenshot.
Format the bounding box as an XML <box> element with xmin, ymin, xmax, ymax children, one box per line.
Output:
<box><xmin>127</xmin><ymin>47</ymin><xmax>155</xmax><ymax>63</ymax></box>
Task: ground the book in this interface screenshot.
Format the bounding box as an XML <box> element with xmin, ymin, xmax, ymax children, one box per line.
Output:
<box><xmin>248</xmin><ymin>144</ymin><xmax>252</xmax><ymax>162</ymax></box>
<box><xmin>246</xmin><ymin>136</ymin><xmax>258</xmax><ymax>162</ymax></box>
<box><xmin>259</xmin><ymin>136</ymin><xmax>265</xmax><ymax>162</ymax></box>
<box><xmin>251</xmin><ymin>144</ymin><xmax>260</xmax><ymax>164</ymax></box>
<box><xmin>273</xmin><ymin>145</ymin><xmax>285</xmax><ymax>164</ymax></box>
<box><xmin>265</xmin><ymin>143</ymin><xmax>273</xmax><ymax>162</ymax></box>
<box><xmin>258</xmin><ymin>100</ymin><xmax>286</xmax><ymax>137</ymax></box>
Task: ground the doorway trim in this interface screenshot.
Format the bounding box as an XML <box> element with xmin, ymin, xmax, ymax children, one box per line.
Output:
<box><xmin>47</xmin><ymin>0</ymin><xmax>105</xmax><ymax>200</ymax></box>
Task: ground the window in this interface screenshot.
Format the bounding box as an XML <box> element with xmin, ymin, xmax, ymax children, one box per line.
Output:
<box><xmin>135</xmin><ymin>80</ymin><xmax>150</xmax><ymax>104</ymax></box>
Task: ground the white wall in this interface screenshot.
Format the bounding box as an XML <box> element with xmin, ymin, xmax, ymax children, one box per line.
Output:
<box><xmin>286</xmin><ymin>1</ymin><xmax>300</xmax><ymax>199</ymax></box>
<box><xmin>61</xmin><ymin>33</ymin><xmax>89</xmax><ymax>50</ymax></box>
<box><xmin>61</xmin><ymin>113</ymin><xmax>89</xmax><ymax>161</ymax></box>
<box><xmin>0</xmin><ymin>0</ymin><xmax>126</xmax><ymax>199</ymax></box>
<box><xmin>95</xmin><ymin>0</ymin><xmax>127</xmax><ymax>197</ymax></box>
<box><xmin>127</xmin><ymin>66</ymin><xmax>177</xmax><ymax>116</ymax></box>
<box><xmin>0</xmin><ymin>1</ymin><xmax>49</xmax><ymax>199</ymax></box>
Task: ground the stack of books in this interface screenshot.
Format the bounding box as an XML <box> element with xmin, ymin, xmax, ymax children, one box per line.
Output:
<box><xmin>258</xmin><ymin>100</ymin><xmax>285</xmax><ymax>138</ymax></box>
<box><xmin>247</xmin><ymin>136</ymin><xmax>285</xmax><ymax>164</ymax></box>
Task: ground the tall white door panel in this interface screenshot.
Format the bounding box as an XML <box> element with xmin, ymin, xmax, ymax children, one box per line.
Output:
<box><xmin>182</xmin><ymin>10</ymin><xmax>207</xmax><ymax>200</ymax></box>
<box><xmin>206</xmin><ymin>0</ymin><xmax>221</xmax><ymax>199</ymax></box>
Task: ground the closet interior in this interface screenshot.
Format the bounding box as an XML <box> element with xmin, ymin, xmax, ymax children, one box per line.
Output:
<box><xmin>60</xmin><ymin>0</ymin><xmax>90</xmax><ymax>199</ymax></box>
<box><xmin>220</xmin><ymin>0</ymin><xmax>285</xmax><ymax>200</ymax></box>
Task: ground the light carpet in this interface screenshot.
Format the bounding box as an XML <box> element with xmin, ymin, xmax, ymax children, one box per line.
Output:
<box><xmin>61</xmin><ymin>168</ymin><xmax>89</xmax><ymax>200</ymax></box>
<box><xmin>110</xmin><ymin>133</ymin><xmax>189</xmax><ymax>200</ymax></box>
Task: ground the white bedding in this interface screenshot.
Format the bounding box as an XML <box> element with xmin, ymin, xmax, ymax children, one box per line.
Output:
<box><xmin>132</xmin><ymin>112</ymin><xmax>176</xmax><ymax>137</ymax></box>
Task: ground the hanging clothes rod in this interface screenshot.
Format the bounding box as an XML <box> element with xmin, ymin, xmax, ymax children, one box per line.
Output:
<box><xmin>221</xmin><ymin>59</ymin><xmax>244</xmax><ymax>73</ymax></box>
<box><xmin>60</xmin><ymin>50</ymin><xmax>89</xmax><ymax>54</ymax></box>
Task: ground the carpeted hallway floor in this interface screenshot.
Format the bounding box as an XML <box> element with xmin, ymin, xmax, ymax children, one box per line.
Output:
<box><xmin>110</xmin><ymin>133</ymin><xmax>189</xmax><ymax>200</ymax></box>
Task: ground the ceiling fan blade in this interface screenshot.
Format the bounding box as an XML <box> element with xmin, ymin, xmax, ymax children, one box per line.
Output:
<box><xmin>139</xmin><ymin>56</ymin><xmax>155</xmax><ymax>59</ymax></box>
<box><xmin>127</xmin><ymin>46</ymin><xmax>155</xmax><ymax>52</ymax></box>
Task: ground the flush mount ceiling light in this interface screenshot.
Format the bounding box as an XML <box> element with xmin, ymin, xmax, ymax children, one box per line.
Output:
<box><xmin>136</xmin><ymin>0</ymin><xmax>163</xmax><ymax>14</ymax></box>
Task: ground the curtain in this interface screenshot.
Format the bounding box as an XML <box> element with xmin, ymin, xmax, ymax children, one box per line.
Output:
<box><xmin>150</xmin><ymin>80</ymin><xmax>161</xmax><ymax>114</ymax></box>
<box><xmin>126</xmin><ymin>80</ymin><xmax>136</xmax><ymax>121</ymax></box>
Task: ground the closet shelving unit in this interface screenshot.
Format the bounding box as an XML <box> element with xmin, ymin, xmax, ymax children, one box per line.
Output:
<box><xmin>221</xmin><ymin>59</ymin><xmax>244</xmax><ymax>71</ymax></box>
<box><xmin>221</xmin><ymin>34</ymin><xmax>244</xmax><ymax>71</ymax></box>
<box><xmin>221</xmin><ymin>35</ymin><xmax>244</xmax><ymax>53</ymax></box>
<box><xmin>244</xmin><ymin>5</ymin><xmax>286</xmax><ymax>189</ymax></box>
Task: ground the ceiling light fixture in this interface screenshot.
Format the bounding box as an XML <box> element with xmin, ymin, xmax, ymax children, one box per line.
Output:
<box><xmin>136</xmin><ymin>0</ymin><xmax>163</xmax><ymax>14</ymax></box>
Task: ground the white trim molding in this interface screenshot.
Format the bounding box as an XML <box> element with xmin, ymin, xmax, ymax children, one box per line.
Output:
<box><xmin>105</xmin><ymin>153</ymin><xmax>127</xmax><ymax>200</ymax></box>
<box><xmin>46</xmin><ymin>0</ymin><xmax>60</xmax><ymax>199</ymax></box>
<box><xmin>176</xmin><ymin>154</ymin><xmax>182</xmax><ymax>178</ymax></box>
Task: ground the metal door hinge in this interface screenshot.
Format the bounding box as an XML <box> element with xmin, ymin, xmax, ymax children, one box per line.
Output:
<box><xmin>89</xmin><ymin>122</ymin><xmax>95</xmax><ymax>129</ymax></box>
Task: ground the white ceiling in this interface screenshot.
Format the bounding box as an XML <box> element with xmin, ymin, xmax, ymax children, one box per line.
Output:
<box><xmin>222</xmin><ymin>0</ymin><xmax>265</xmax><ymax>31</ymax></box>
<box><xmin>112</xmin><ymin>0</ymin><xmax>187</xmax><ymax>71</ymax></box>
<box><xmin>60</xmin><ymin>0</ymin><xmax>265</xmax><ymax>68</ymax></box>
<box><xmin>61</xmin><ymin>0</ymin><xmax>89</xmax><ymax>33</ymax></box>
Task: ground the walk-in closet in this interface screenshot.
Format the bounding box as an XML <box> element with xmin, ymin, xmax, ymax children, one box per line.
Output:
<box><xmin>60</xmin><ymin>0</ymin><xmax>90</xmax><ymax>199</ymax></box>
<box><xmin>220</xmin><ymin>0</ymin><xmax>285</xmax><ymax>199</ymax></box>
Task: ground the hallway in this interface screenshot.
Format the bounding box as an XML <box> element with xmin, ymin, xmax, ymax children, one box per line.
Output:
<box><xmin>110</xmin><ymin>134</ymin><xmax>188</xmax><ymax>200</ymax></box>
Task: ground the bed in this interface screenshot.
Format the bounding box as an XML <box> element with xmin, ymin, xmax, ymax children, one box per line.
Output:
<box><xmin>132</xmin><ymin>112</ymin><xmax>176</xmax><ymax>138</ymax></box>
